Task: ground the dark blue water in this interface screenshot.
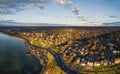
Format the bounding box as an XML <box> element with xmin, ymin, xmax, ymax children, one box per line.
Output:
<box><xmin>0</xmin><ymin>33</ymin><xmax>34</xmax><ymax>72</ymax></box>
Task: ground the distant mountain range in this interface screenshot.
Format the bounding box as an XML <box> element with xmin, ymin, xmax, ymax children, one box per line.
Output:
<box><xmin>0</xmin><ymin>20</ymin><xmax>120</xmax><ymax>27</ymax></box>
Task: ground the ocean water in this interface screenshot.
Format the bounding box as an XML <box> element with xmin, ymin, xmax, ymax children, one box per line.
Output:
<box><xmin>0</xmin><ymin>33</ymin><xmax>34</xmax><ymax>73</ymax></box>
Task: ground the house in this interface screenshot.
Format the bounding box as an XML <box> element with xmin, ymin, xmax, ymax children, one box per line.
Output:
<box><xmin>115</xmin><ymin>58</ymin><xmax>120</xmax><ymax>64</ymax></box>
<box><xmin>87</xmin><ymin>62</ymin><xmax>93</xmax><ymax>66</ymax></box>
<box><xmin>76</xmin><ymin>58</ymin><xmax>80</xmax><ymax>64</ymax></box>
<box><xmin>80</xmin><ymin>62</ymin><xmax>86</xmax><ymax>66</ymax></box>
<box><xmin>68</xmin><ymin>47</ymin><xmax>72</xmax><ymax>50</ymax></box>
<box><xmin>94</xmin><ymin>62</ymin><xmax>101</xmax><ymax>66</ymax></box>
<box><xmin>103</xmin><ymin>60</ymin><xmax>108</xmax><ymax>66</ymax></box>
<box><xmin>74</xmin><ymin>44</ymin><xmax>78</xmax><ymax>46</ymax></box>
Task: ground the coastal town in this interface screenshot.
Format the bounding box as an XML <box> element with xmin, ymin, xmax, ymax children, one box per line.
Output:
<box><xmin>0</xmin><ymin>27</ymin><xmax>120</xmax><ymax>74</ymax></box>
<box><xmin>63</xmin><ymin>30</ymin><xmax>120</xmax><ymax>70</ymax></box>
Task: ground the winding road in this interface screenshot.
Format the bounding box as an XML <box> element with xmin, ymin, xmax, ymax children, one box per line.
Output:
<box><xmin>25</xmin><ymin>40</ymin><xmax>80</xmax><ymax>74</ymax></box>
<box><xmin>25</xmin><ymin>40</ymin><xmax>120</xmax><ymax>74</ymax></box>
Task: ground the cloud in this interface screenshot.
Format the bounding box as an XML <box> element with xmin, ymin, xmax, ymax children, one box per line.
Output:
<box><xmin>103</xmin><ymin>22</ymin><xmax>120</xmax><ymax>26</ymax></box>
<box><xmin>0</xmin><ymin>19</ymin><xmax>67</xmax><ymax>26</ymax></box>
<box><xmin>0</xmin><ymin>9</ymin><xmax>14</xmax><ymax>14</ymax></box>
<box><xmin>109</xmin><ymin>15</ymin><xmax>118</xmax><ymax>18</ymax></box>
<box><xmin>106</xmin><ymin>14</ymin><xmax>118</xmax><ymax>18</ymax></box>
<box><xmin>0</xmin><ymin>19</ymin><xmax>15</xmax><ymax>23</ymax></box>
<box><xmin>87</xmin><ymin>22</ymin><xmax>102</xmax><ymax>26</ymax></box>
<box><xmin>0</xmin><ymin>0</ymin><xmax>50</xmax><ymax>14</ymax></box>
<box><xmin>76</xmin><ymin>16</ymin><xmax>88</xmax><ymax>21</ymax></box>
<box><xmin>38</xmin><ymin>0</ymin><xmax>50</xmax><ymax>3</ymax></box>
<box><xmin>72</xmin><ymin>8</ymin><xmax>79</xmax><ymax>15</ymax></box>
<box><xmin>38</xmin><ymin>5</ymin><xmax>44</xmax><ymax>9</ymax></box>
<box><xmin>0</xmin><ymin>0</ymin><xmax>75</xmax><ymax>15</ymax></box>
<box><xmin>0</xmin><ymin>19</ymin><xmax>19</xmax><ymax>26</ymax></box>
<box><xmin>56</xmin><ymin>0</ymin><xmax>73</xmax><ymax>5</ymax></box>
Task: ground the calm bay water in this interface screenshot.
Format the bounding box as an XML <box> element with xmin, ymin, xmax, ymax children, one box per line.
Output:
<box><xmin>0</xmin><ymin>33</ymin><xmax>34</xmax><ymax>73</ymax></box>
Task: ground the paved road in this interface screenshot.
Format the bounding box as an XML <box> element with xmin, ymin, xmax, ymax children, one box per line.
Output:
<box><xmin>26</xmin><ymin>41</ymin><xmax>80</xmax><ymax>74</ymax></box>
<box><xmin>46</xmin><ymin>48</ymin><xmax>80</xmax><ymax>74</ymax></box>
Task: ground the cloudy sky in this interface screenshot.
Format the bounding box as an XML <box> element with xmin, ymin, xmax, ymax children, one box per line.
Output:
<box><xmin>0</xmin><ymin>0</ymin><xmax>120</xmax><ymax>26</ymax></box>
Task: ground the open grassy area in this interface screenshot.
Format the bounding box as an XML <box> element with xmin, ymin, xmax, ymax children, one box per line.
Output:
<box><xmin>43</xmin><ymin>51</ymin><xmax>65</xmax><ymax>74</ymax></box>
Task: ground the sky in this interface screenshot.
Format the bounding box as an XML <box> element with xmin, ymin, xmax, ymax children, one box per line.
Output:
<box><xmin>0</xmin><ymin>0</ymin><xmax>120</xmax><ymax>26</ymax></box>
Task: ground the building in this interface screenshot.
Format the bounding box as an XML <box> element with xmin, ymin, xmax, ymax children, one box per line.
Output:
<box><xmin>80</xmin><ymin>62</ymin><xmax>86</xmax><ymax>66</ymax></box>
<box><xmin>87</xmin><ymin>62</ymin><xmax>93</xmax><ymax>66</ymax></box>
<box><xmin>115</xmin><ymin>58</ymin><xmax>120</xmax><ymax>64</ymax></box>
<box><xmin>94</xmin><ymin>62</ymin><xmax>101</xmax><ymax>66</ymax></box>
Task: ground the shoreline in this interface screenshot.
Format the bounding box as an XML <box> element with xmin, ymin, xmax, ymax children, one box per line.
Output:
<box><xmin>0</xmin><ymin>32</ymin><xmax>25</xmax><ymax>41</ymax></box>
<box><xmin>0</xmin><ymin>32</ymin><xmax>120</xmax><ymax>73</ymax></box>
<box><xmin>0</xmin><ymin>32</ymin><xmax>45</xmax><ymax>73</ymax></box>
<box><xmin>0</xmin><ymin>32</ymin><xmax>33</xmax><ymax>51</ymax></box>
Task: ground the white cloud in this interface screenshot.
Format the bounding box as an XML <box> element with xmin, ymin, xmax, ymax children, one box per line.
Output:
<box><xmin>72</xmin><ymin>8</ymin><xmax>79</xmax><ymax>15</ymax></box>
<box><xmin>56</xmin><ymin>0</ymin><xmax>73</xmax><ymax>5</ymax></box>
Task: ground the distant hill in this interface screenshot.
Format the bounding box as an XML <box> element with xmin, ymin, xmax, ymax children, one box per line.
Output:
<box><xmin>103</xmin><ymin>22</ymin><xmax>120</xmax><ymax>26</ymax></box>
<box><xmin>0</xmin><ymin>22</ymin><xmax>66</xmax><ymax>27</ymax></box>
